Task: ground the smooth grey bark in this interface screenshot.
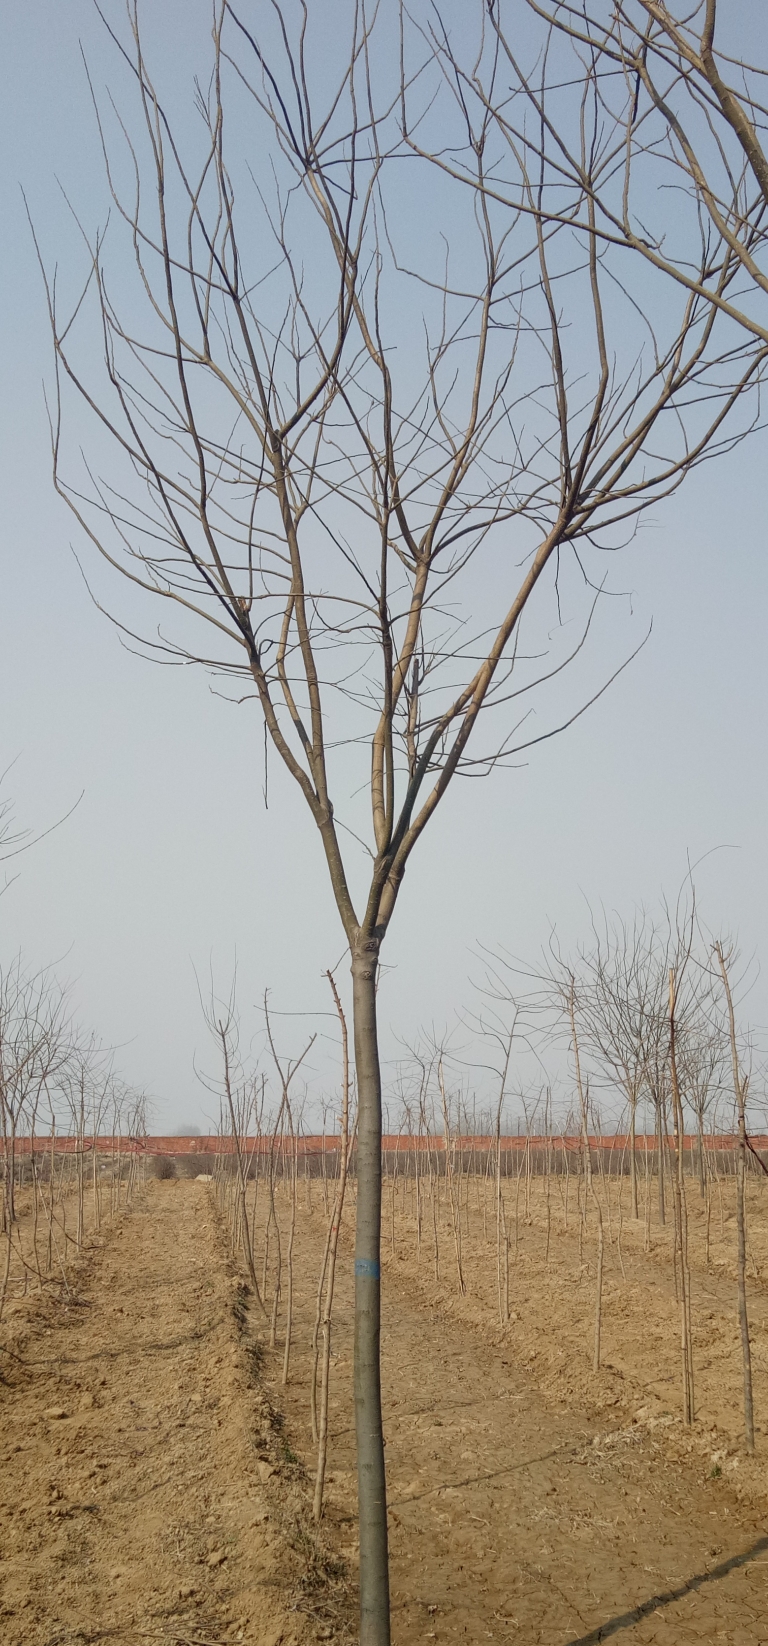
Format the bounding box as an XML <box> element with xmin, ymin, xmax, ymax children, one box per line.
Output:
<box><xmin>351</xmin><ymin>937</ymin><xmax>390</xmax><ymax>1646</ymax></box>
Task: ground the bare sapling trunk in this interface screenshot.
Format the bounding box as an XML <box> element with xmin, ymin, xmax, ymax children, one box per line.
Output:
<box><xmin>0</xmin><ymin>1209</ymin><xmax>12</xmax><ymax>1323</ymax></box>
<box><xmin>261</xmin><ymin>1167</ymin><xmax>271</xmax><ymax>1309</ymax></box>
<box><xmin>482</xmin><ymin>1136</ymin><xmax>492</xmax><ymax>1244</ymax></box>
<box><xmin>76</xmin><ymin>1138</ymin><xmax>84</xmax><ymax>1249</ymax></box>
<box><xmin>389</xmin><ymin>1128</ymin><xmax>401</xmax><ymax>1260</ymax></box>
<box><xmin>263</xmin><ymin>1001</ymin><xmax>315</xmax><ymax>1366</ymax></box>
<box><xmin>705</xmin><ymin>1160</ymin><xmax>713</xmax><ymax>1268</ymax></box>
<box><xmin>629</xmin><ymin>1099</ymin><xmax>638</xmax><ymax>1220</ymax></box>
<box><xmin>218</xmin><ymin>1023</ymin><xmax>266</xmax><ymax>1315</ymax></box>
<box><xmin>594</xmin><ymin>1191</ymin><xmax>604</xmax><ymax>1375</ymax></box>
<box><xmin>496</xmin><ymin>1115</ymin><xmax>509</xmax><ymax>1325</ymax></box>
<box><xmin>525</xmin><ymin>1119</ymin><xmax>533</xmax><ymax>1226</ymax></box>
<box><xmin>30</xmin><ymin>1140</ymin><xmax>43</xmax><ymax>1288</ymax></box>
<box><xmin>438</xmin><ymin>1058</ymin><xmax>465</xmax><ymax>1296</ymax></box>
<box><xmin>311</xmin><ymin>1228</ymin><xmax>331</xmax><ymax>1446</ymax></box>
<box><xmin>269</xmin><ymin>1206</ymin><xmax>282</xmax><ymax>1348</ymax></box>
<box><xmin>486</xmin><ymin>1024</ymin><xmax>515</xmax><ymax>1325</ymax></box>
<box><xmin>596</xmin><ymin>1121</ymin><xmax>612</xmax><ymax>1247</ymax></box>
<box><xmin>1</xmin><ymin>1108</ymin><xmax>17</xmax><ymax>1233</ymax></box>
<box><xmin>656</xmin><ymin>1096</ymin><xmax>666</xmax><ymax>1227</ymax></box>
<box><xmin>246</xmin><ymin>1092</ymin><xmax>265</xmax><ymax>1257</ymax></box>
<box><xmin>310</xmin><ymin>1106</ymin><xmax>358</xmax><ymax>1444</ymax></box>
<box><xmin>569</xmin><ymin>983</ymin><xmax>604</xmax><ymax>1373</ymax></box>
<box><xmin>71</xmin><ymin>1067</ymin><xmax>91</xmax><ymax>1251</ymax></box>
<box><xmin>668</xmin><ymin>971</ymin><xmax>694</xmax><ymax>1426</ymax></box>
<box><xmin>544</xmin><ymin>1094</ymin><xmax>552</xmax><ymax>1264</ymax></box>
<box><xmin>282</xmin><ymin>1121</ymin><xmax>298</xmax><ymax>1386</ymax></box>
<box><xmin>697</xmin><ymin>1112</ymin><xmax>706</xmax><ymax>1200</ymax></box>
<box><xmin>113</xmin><ymin>1101</ymin><xmax>122</xmax><ymax>1217</ymax></box>
<box><xmin>266</xmin><ymin>1134</ymin><xmax>282</xmax><ymax>1349</ymax></box>
<box><xmin>500</xmin><ymin>1194</ymin><xmax>510</xmax><ymax>1323</ymax></box>
<box><xmin>715</xmin><ymin>943</ymin><xmax>755</xmax><ymax>1452</ymax></box>
<box><xmin>321</xmin><ymin>1111</ymin><xmax>329</xmax><ymax>1219</ymax></box>
<box><xmin>414</xmin><ymin>1105</ymin><xmax>423</xmax><ymax>1260</ymax></box>
<box><xmin>92</xmin><ymin>1101</ymin><xmax>100</xmax><ymax>1234</ymax></box>
<box><xmin>48</xmin><ymin>1117</ymin><xmax>56</xmax><ymax>1271</ymax></box>
<box><xmin>313</xmin><ymin>970</ymin><xmax>353</xmax><ymax>1521</ymax></box>
<box><xmin>514</xmin><ymin>1141</ymin><xmax>524</xmax><ymax>1261</ymax></box>
<box><xmin>615</xmin><ymin>1147</ymin><xmax>626</xmax><ymax>1283</ymax></box>
<box><xmin>713</xmin><ymin>1140</ymin><xmax>726</xmax><ymax>1241</ymax></box>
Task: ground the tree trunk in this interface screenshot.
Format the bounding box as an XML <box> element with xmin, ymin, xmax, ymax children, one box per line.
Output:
<box><xmin>281</xmin><ymin>1132</ymin><xmax>298</xmax><ymax>1386</ymax></box>
<box><xmin>715</xmin><ymin>942</ymin><xmax>755</xmax><ymax>1453</ymax></box>
<box><xmin>736</xmin><ymin>1129</ymin><xmax>755</xmax><ymax>1449</ymax></box>
<box><xmin>3</xmin><ymin>1118</ymin><xmax>17</xmax><ymax>1227</ymax></box>
<box><xmin>313</xmin><ymin>986</ymin><xmax>352</xmax><ymax>1520</ymax></box>
<box><xmin>656</xmin><ymin>1098</ymin><xmax>666</xmax><ymax>1225</ymax></box>
<box><xmin>351</xmin><ymin>938</ymin><xmax>390</xmax><ymax>1646</ymax></box>
<box><xmin>669</xmin><ymin>971</ymin><xmax>694</xmax><ymax>1426</ymax></box>
<box><xmin>569</xmin><ymin>984</ymin><xmax>604</xmax><ymax>1374</ymax></box>
<box><xmin>593</xmin><ymin>1210</ymin><xmax>604</xmax><ymax>1373</ymax></box>
<box><xmin>629</xmin><ymin>1102</ymin><xmax>638</xmax><ymax>1219</ymax></box>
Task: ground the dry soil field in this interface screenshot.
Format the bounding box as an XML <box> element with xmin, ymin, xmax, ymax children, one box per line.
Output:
<box><xmin>3</xmin><ymin>1169</ymin><xmax>768</xmax><ymax>1645</ymax></box>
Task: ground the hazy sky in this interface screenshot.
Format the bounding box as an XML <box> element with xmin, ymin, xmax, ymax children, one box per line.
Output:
<box><xmin>2</xmin><ymin>2</ymin><xmax>767</xmax><ymax>1132</ymax></box>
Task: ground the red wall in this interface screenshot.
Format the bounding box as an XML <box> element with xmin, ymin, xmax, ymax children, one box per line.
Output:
<box><xmin>6</xmin><ymin>1133</ymin><xmax>766</xmax><ymax>1156</ymax></box>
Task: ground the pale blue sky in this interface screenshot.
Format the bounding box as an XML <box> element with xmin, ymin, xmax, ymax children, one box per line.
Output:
<box><xmin>2</xmin><ymin>2</ymin><xmax>767</xmax><ymax>1130</ymax></box>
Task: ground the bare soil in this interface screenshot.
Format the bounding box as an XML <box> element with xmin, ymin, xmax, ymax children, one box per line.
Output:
<box><xmin>0</xmin><ymin>1181</ymin><xmax>337</xmax><ymax>1646</ymax></box>
<box><xmin>3</xmin><ymin>1174</ymin><xmax>768</xmax><ymax>1644</ymax></box>
<box><xmin>276</xmin><ymin>1172</ymin><xmax>768</xmax><ymax>1645</ymax></box>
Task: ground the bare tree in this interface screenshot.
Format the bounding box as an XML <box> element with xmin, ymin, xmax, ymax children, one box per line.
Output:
<box><xmin>36</xmin><ymin>6</ymin><xmax>768</xmax><ymax>1636</ymax></box>
<box><xmin>577</xmin><ymin>912</ymin><xmax>668</xmax><ymax>1220</ymax></box>
<box><xmin>436</xmin><ymin>1051</ymin><xmax>467</xmax><ymax>1297</ymax></box>
<box><xmin>638</xmin><ymin>957</ymin><xmax>675</xmax><ymax>1228</ymax></box>
<box><xmin>312</xmin><ymin>969</ymin><xmax>354</xmax><ymax>1522</ymax></box>
<box><xmin>678</xmin><ymin>1020</ymin><xmax>725</xmax><ymax>1198</ymax></box>
<box><xmin>512</xmin><ymin>942</ymin><xmax>608</xmax><ymax>1368</ymax></box>
<box><xmin>0</xmin><ymin>958</ymin><xmax>70</xmax><ymax>1231</ymax></box>
<box><xmin>198</xmin><ymin>978</ymin><xmax>267</xmax><ymax>1311</ymax></box>
<box><xmin>0</xmin><ymin>960</ymin><xmax>141</xmax><ymax>1316</ymax></box>
<box><xmin>263</xmin><ymin>998</ymin><xmax>315</xmax><ymax>1384</ymax></box>
<box><xmin>668</xmin><ymin>959</ymin><xmax>695</xmax><ymax>1426</ymax></box>
<box><xmin>463</xmin><ymin>962</ymin><xmax>530</xmax><ymax>1319</ymax></box>
<box><xmin>567</xmin><ymin>977</ymin><xmax>605</xmax><ymax>1373</ymax></box>
<box><xmin>61</xmin><ymin>1037</ymin><xmax>97</xmax><ymax>1250</ymax></box>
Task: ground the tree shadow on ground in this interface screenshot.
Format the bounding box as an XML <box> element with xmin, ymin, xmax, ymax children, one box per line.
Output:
<box><xmin>564</xmin><ymin>1535</ymin><xmax>768</xmax><ymax>1644</ymax></box>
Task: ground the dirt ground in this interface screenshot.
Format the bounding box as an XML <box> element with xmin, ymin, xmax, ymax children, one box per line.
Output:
<box><xmin>0</xmin><ymin>1181</ymin><xmax>338</xmax><ymax>1646</ymax></box>
<box><xmin>3</xmin><ymin>1172</ymin><xmax>768</xmax><ymax>1644</ymax></box>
